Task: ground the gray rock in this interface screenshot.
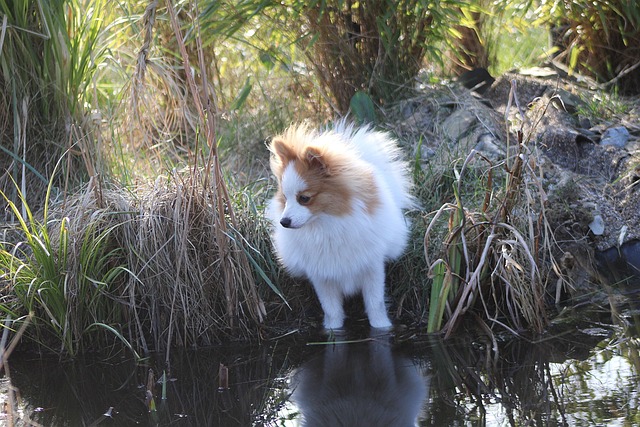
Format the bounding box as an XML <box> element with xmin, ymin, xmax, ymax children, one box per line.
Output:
<box><xmin>600</xmin><ymin>126</ymin><xmax>630</xmax><ymax>148</ymax></box>
<box><xmin>442</xmin><ymin>109</ymin><xmax>477</xmax><ymax>142</ymax></box>
<box><xmin>589</xmin><ymin>214</ymin><xmax>605</xmax><ymax>235</ymax></box>
<box><xmin>474</xmin><ymin>133</ymin><xmax>505</xmax><ymax>161</ymax></box>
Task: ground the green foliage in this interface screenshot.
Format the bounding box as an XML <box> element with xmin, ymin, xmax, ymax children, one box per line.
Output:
<box><xmin>349</xmin><ymin>91</ymin><xmax>377</xmax><ymax>124</ymax></box>
<box><xmin>576</xmin><ymin>88</ymin><xmax>631</xmax><ymax>122</ymax></box>
<box><xmin>450</xmin><ymin>0</ymin><xmax>553</xmax><ymax>76</ymax></box>
<box><xmin>536</xmin><ymin>0</ymin><xmax>640</xmax><ymax>93</ymax></box>
<box><xmin>0</xmin><ymin>175</ymin><xmax>128</xmax><ymax>356</ymax></box>
<box><xmin>426</xmin><ymin>185</ymin><xmax>465</xmax><ymax>333</ymax></box>
<box><xmin>0</xmin><ymin>0</ymin><xmax>107</xmax><ymax>121</ymax></box>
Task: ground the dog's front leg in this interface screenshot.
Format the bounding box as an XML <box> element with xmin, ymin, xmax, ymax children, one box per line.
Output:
<box><xmin>311</xmin><ymin>278</ymin><xmax>345</xmax><ymax>330</ymax></box>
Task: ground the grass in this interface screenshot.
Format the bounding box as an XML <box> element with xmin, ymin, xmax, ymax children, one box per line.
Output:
<box><xmin>408</xmin><ymin>81</ymin><xmax>558</xmax><ymax>337</ymax></box>
<box><xmin>537</xmin><ymin>0</ymin><xmax>640</xmax><ymax>94</ymax></box>
<box><xmin>0</xmin><ymin>173</ymin><xmax>128</xmax><ymax>355</ymax></box>
<box><xmin>0</xmin><ymin>167</ymin><xmax>276</xmax><ymax>356</ymax></box>
<box><xmin>576</xmin><ymin>88</ymin><xmax>632</xmax><ymax>123</ymax></box>
<box><xmin>0</xmin><ymin>0</ymin><xmax>110</xmax><ymax>211</ymax></box>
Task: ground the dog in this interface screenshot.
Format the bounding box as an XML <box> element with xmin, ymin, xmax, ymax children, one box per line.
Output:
<box><xmin>266</xmin><ymin>121</ymin><xmax>414</xmax><ymax>330</ymax></box>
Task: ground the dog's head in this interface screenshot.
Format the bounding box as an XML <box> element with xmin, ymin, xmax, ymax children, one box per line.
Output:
<box><xmin>268</xmin><ymin>125</ymin><xmax>378</xmax><ymax>229</ymax></box>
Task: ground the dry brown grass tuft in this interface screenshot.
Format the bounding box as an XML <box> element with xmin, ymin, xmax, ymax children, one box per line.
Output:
<box><xmin>385</xmin><ymin>82</ymin><xmax>558</xmax><ymax>337</ymax></box>
<box><xmin>17</xmin><ymin>169</ymin><xmax>267</xmax><ymax>356</ymax></box>
<box><xmin>119</xmin><ymin>169</ymin><xmax>265</xmax><ymax>352</ymax></box>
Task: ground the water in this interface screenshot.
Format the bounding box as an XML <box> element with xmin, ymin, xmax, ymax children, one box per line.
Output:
<box><xmin>2</xmin><ymin>304</ymin><xmax>639</xmax><ymax>426</ymax></box>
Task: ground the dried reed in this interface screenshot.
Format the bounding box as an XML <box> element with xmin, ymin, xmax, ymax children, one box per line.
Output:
<box><xmin>423</xmin><ymin>81</ymin><xmax>556</xmax><ymax>337</ymax></box>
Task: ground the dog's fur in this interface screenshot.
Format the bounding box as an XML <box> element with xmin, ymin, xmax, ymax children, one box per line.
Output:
<box><xmin>267</xmin><ymin>121</ymin><xmax>414</xmax><ymax>329</ymax></box>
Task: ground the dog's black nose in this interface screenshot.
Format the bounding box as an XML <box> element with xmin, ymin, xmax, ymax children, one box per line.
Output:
<box><xmin>280</xmin><ymin>217</ymin><xmax>292</xmax><ymax>228</ymax></box>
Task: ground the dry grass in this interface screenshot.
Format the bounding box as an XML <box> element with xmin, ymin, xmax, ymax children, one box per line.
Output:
<box><xmin>120</xmin><ymin>169</ymin><xmax>265</xmax><ymax>351</ymax></box>
<box><xmin>302</xmin><ymin>0</ymin><xmax>457</xmax><ymax>113</ymax></box>
<box><xmin>0</xmin><ymin>1</ymin><xmax>268</xmax><ymax>358</ymax></box>
<box><xmin>123</xmin><ymin>1</ymin><xmax>266</xmax><ymax>355</ymax></box>
<box><xmin>22</xmin><ymin>169</ymin><xmax>268</xmax><ymax>354</ymax></box>
<box><xmin>383</xmin><ymin>81</ymin><xmax>560</xmax><ymax>337</ymax></box>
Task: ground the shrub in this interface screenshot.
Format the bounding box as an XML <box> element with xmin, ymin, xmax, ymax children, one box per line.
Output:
<box><xmin>542</xmin><ymin>0</ymin><xmax>640</xmax><ymax>94</ymax></box>
<box><xmin>294</xmin><ymin>0</ymin><xmax>462</xmax><ymax>113</ymax></box>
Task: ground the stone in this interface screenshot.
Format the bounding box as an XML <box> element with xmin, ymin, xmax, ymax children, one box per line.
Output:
<box><xmin>600</xmin><ymin>126</ymin><xmax>630</xmax><ymax>148</ymax></box>
<box><xmin>442</xmin><ymin>109</ymin><xmax>477</xmax><ymax>142</ymax></box>
<box><xmin>589</xmin><ymin>214</ymin><xmax>605</xmax><ymax>236</ymax></box>
<box><xmin>474</xmin><ymin>133</ymin><xmax>505</xmax><ymax>161</ymax></box>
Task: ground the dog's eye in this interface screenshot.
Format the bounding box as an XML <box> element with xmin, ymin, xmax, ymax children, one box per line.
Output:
<box><xmin>297</xmin><ymin>194</ymin><xmax>311</xmax><ymax>205</ymax></box>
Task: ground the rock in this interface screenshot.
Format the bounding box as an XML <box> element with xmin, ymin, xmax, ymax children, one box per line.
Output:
<box><xmin>623</xmin><ymin>240</ymin><xmax>640</xmax><ymax>274</ymax></box>
<box><xmin>442</xmin><ymin>109</ymin><xmax>477</xmax><ymax>142</ymax></box>
<box><xmin>595</xmin><ymin>239</ymin><xmax>640</xmax><ymax>285</ymax></box>
<box><xmin>589</xmin><ymin>214</ymin><xmax>605</xmax><ymax>235</ymax></box>
<box><xmin>414</xmin><ymin>143</ymin><xmax>436</xmax><ymax>161</ymax></box>
<box><xmin>474</xmin><ymin>133</ymin><xmax>505</xmax><ymax>161</ymax></box>
<box><xmin>600</xmin><ymin>126</ymin><xmax>630</xmax><ymax>148</ymax></box>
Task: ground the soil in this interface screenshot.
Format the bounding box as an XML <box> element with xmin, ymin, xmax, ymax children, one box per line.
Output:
<box><xmin>486</xmin><ymin>70</ymin><xmax>640</xmax><ymax>252</ymax></box>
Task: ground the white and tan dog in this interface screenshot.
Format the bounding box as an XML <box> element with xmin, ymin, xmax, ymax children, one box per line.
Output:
<box><xmin>267</xmin><ymin>121</ymin><xmax>414</xmax><ymax>329</ymax></box>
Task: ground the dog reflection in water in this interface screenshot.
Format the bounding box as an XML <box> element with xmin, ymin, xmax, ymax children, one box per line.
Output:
<box><xmin>290</xmin><ymin>334</ymin><xmax>429</xmax><ymax>426</ymax></box>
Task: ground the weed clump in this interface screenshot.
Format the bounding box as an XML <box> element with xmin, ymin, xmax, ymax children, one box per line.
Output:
<box><xmin>0</xmin><ymin>170</ymin><xmax>268</xmax><ymax>356</ymax></box>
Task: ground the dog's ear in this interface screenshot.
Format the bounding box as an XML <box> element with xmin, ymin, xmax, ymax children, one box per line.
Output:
<box><xmin>270</xmin><ymin>137</ymin><xmax>295</xmax><ymax>163</ymax></box>
<box><xmin>305</xmin><ymin>147</ymin><xmax>330</xmax><ymax>175</ymax></box>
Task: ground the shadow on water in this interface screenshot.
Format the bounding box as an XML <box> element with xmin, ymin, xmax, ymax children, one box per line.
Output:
<box><xmin>3</xmin><ymin>290</ymin><xmax>640</xmax><ymax>426</ymax></box>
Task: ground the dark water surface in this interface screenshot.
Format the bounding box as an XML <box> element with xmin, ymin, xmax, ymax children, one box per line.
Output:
<box><xmin>2</xmin><ymin>302</ymin><xmax>640</xmax><ymax>426</ymax></box>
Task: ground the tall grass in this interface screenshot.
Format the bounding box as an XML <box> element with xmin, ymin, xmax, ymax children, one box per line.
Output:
<box><xmin>0</xmin><ymin>0</ymin><xmax>109</xmax><ymax>210</ymax></box>
<box><xmin>0</xmin><ymin>175</ymin><xmax>129</xmax><ymax>356</ymax></box>
<box><xmin>539</xmin><ymin>0</ymin><xmax>640</xmax><ymax>93</ymax></box>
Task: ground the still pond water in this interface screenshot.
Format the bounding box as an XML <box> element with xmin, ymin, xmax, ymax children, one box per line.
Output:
<box><xmin>2</xmin><ymin>299</ymin><xmax>639</xmax><ymax>426</ymax></box>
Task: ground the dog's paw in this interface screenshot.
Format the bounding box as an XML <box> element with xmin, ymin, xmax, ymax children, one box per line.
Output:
<box><xmin>323</xmin><ymin>319</ymin><xmax>345</xmax><ymax>331</ymax></box>
<box><xmin>369</xmin><ymin>318</ymin><xmax>392</xmax><ymax>330</ymax></box>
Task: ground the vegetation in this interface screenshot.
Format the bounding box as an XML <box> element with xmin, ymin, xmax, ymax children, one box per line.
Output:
<box><xmin>0</xmin><ymin>0</ymin><xmax>639</xmax><ymax>360</ymax></box>
<box><xmin>0</xmin><ymin>178</ymin><xmax>128</xmax><ymax>355</ymax></box>
<box><xmin>424</xmin><ymin>89</ymin><xmax>550</xmax><ymax>335</ymax></box>
<box><xmin>540</xmin><ymin>0</ymin><xmax>640</xmax><ymax>93</ymax></box>
<box><xmin>295</xmin><ymin>0</ymin><xmax>463</xmax><ymax>113</ymax></box>
<box><xmin>0</xmin><ymin>0</ymin><xmax>107</xmax><ymax>208</ymax></box>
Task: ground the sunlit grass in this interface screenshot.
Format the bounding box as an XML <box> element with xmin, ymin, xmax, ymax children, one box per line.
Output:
<box><xmin>0</xmin><ymin>175</ymin><xmax>129</xmax><ymax>355</ymax></box>
<box><xmin>491</xmin><ymin>25</ymin><xmax>551</xmax><ymax>75</ymax></box>
<box><xmin>576</xmin><ymin>89</ymin><xmax>632</xmax><ymax>123</ymax></box>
